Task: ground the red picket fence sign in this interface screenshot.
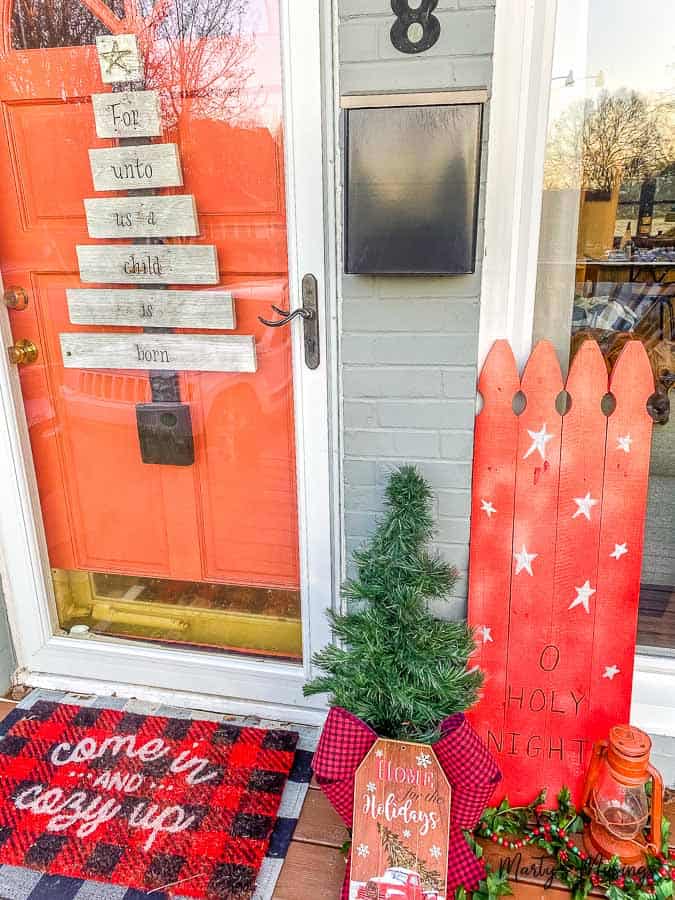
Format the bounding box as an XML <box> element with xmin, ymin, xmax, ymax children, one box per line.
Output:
<box><xmin>467</xmin><ymin>339</ymin><xmax>654</xmax><ymax>806</ymax></box>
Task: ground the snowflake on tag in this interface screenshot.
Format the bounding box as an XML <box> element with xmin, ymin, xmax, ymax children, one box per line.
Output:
<box><xmin>416</xmin><ymin>752</ymin><xmax>432</xmax><ymax>768</ymax></box>
<box><xmin>357</xmin><ymin>843</ymin><xmax>370</xmax><ymax>858</ymax></box>
<box><xmin>366</xmin><ymin>782</ymin><xmax>376</xmax><ymax>793</ymax></box>
<box><xmin>430</xmin><ymin>845</ymin><xmax>442</xmax><ymax>860</ymax></box>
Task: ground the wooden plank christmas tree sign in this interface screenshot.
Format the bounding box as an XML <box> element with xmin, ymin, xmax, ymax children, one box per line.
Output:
<box><xmin>467</xmin><ymin>339</ymin><xmax>654</xmax><ymax>807</ymax></box>
<box><xmin>350</xmin><ymin>739</ymin><xmax>451</xmax><ymax>900</ymax></box>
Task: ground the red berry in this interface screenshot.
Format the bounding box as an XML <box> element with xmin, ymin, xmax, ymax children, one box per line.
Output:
<box><xmin>535</xmin><ymin>805</ymin><xmax>545</xmax><ymax>814</ymax></box>
<box><xmin>579</xmin><ymin>851</ymin><xmax>588</xmax><ymax>860</ymax></box>
<box><xmin>491</xmin><ymin>835</ymin><xmax>498</xmax><ymax>842</ymax></box>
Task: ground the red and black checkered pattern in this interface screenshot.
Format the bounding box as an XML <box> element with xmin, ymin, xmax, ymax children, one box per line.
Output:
<box><xmin>0</xmin><ymin>701</ymin><xmax>298</xmax><ymax>899</ymax></box>
<box><xmin>312</xmin><ymin>707</ymin><xmax>501</xmax><ymax>898</ymax></box>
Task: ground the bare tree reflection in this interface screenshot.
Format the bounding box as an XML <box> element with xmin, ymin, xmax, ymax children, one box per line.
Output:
<box><xmin>12</xmin><ymin>0</ymin><xmax>124</xmax><ymax>49</ymax></box>
<box><xmin>133</xmin><ymin>0</ymin><xmax>257</xmax><ymax>127</ymax></box>
<box><xmin>544</xmin><ymin>89</ymin><xmax>672</xmax><ymax>192</ymax></box>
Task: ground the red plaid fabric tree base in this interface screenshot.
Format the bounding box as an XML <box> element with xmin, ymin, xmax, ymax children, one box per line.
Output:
<box><xmin>0</xmin><ymin>700</ymin><xmax>298</xmax><ymax>898</ymax></box>
<box><xmin>312</xmin><ymin>708</ymin><xmax>501</xmax><ymax>898</ymax></box>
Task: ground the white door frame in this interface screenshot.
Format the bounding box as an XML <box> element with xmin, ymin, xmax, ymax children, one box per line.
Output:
<box><xmin>0</xmin><ymin>0</ymin><xmax>336</xmax><ymax>726</ymax></box>
<box><xmin>480</xmin><ymin>0</ymin><xmax>675</xmax><ymax>736</ymax></box>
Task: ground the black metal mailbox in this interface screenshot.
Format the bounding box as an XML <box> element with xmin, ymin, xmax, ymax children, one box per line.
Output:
<box><xmin>343</xmin><ymin>98</ymin><xmax>483</xmax><ymax>275</ymax></box>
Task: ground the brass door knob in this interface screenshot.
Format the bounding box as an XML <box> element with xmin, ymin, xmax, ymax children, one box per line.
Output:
<box><xmin>4</xmin><ymin>287</ymin><xmax>29</xmax><ymax>311</ymax></box>
<box><xmin>8</xmin><ymin>339</ymin><xmax>38</xmax><ymax>366</ymax></box>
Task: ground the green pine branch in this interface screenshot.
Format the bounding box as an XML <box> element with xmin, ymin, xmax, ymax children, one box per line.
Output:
<box><xmin>304</xmin><ymin>466</ymin><xmax>483</xmax><ymax>742</ymax></box>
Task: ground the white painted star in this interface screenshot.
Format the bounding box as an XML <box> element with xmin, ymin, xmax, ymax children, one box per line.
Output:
<box><xmin>375</xmin><ymin>749</ymin><xmax>384</xmax><ymax>758</ymax></box>
<box><xmin>416</xmin><ymin>752</ymin><xmax>432</xmax><ymax>769</ymax></box>
<box><xmin>357</xmin><ymin>843</ymin><xmax>370</xmax><ymax>858</ymax></box>
<box><xmin>480</xmin><ymin>499</ymin><xmax>497</xmax><ymax>518</ymax></box>
<box><xmin>402</xmin><ymin>829</ymin><xmax>412</xmax><ymax>839</ymax></box>
<box><xmin>572</xmin><ymin>492</ymin><xmax>599</xmax><ymax>521</ymax></box>
<box><xmin>478</xmin><ymin>625</ymin><xmax>493</xmax><ymax>644</ymax></box>
<box><xmin>523</xmin><ymin>423</ymin><xmax>553</xmax><ymax>461</ymax></box>
<box><xmin>616</xmin><ymin>434</ymin><xmax>632</xmax><ymax>453</ymax></box>
<box><xmin>603</xmin><ymin>665</ymin><xmax>620</xmax><ymax>680</ymax></box>
<box><xmin>610</xmin><ymin>543</ymin><xmax>628</xmax><ymax>560</ymax></box>
<box><xmin>514</xmin><ymin>544</ymin><xmax>538</xmax><ymax>576</ymax></box>
<box><xmin>430</xmin><ymin>845</ymin><xmax>442</xmax><ymax>860</ymax></box>
<box><xmin>367</xmin><ymin>782</ymin><xmax>376</xmax><ymax>793</ymax></box>
<box><xmin>568</xmin><ymin>580</ymin><xmax>596</xmax><ymax>613</ymax></box>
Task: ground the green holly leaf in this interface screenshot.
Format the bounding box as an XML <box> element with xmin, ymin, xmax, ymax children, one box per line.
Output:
<box><xmin>485</xmin><ymin>870</ymin><xmax>513</xmax><ymax>899</ymax></box>
<box><xmin>661</xmin><ymin>817</ymin><xmax>671</xmax><ymax>854</ymax></box>
<box><xmin>655</xmin><ymin>879</ymin><xmax>673</xmax><ymax>900</ymax></box>
<box><xmin>455</xmin><ymin>887</ymin><xmax>467</xmax><ymax>900</ymax></box>
<box><xmin>568</xmin><ymin>815</ymin><xmax>585</xmax><ymax>834</ymax></box>
<box><xmin>571</xmin><ymin>876</ymin><xmax>593</xmax><ymax>900</ymax></box>
<box><xmin>558</xmin><ymin>786</ymin><xmax>572</xmax><ymax>810</ymax></box>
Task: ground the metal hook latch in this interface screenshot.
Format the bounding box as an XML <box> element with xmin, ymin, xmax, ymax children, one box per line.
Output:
<box><xmin>258</xmin><ymin>305</ymin><xmax>313</xmax><ymax>328</ymax></box>
<box><xmin>258</xmin><ymin>274</ymin><xmax>320</xmax><ymax>369</ymax></box>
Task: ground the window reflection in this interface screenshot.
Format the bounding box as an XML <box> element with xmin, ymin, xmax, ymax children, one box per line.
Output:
<box><xmin>12</xmin><ymin>0</ymin><xmax>124</xmax><ymax>49</ymax></box>
<box><xmin>534</xmin><ymin>0</ymin><xmax>674</xmax><ymax>653</ymax></box>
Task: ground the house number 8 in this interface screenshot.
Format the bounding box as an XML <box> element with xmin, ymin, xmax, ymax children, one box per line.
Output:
<box><xmin>390</xmin><ymin>0</ymin><xmax>441</xmax><ymax>54</ymax></box>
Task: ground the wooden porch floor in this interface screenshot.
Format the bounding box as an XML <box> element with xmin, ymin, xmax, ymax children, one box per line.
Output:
<box><xmin>0</xmin><ymin>699</ymin><xmax>348</xmax><ymax>900</ymax></box>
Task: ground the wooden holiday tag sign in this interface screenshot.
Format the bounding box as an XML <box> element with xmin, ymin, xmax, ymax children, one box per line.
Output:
<box><xmin>350</xmin><ymin>739</ymin><xmax>451</xmax><ymax>900</ymax></box>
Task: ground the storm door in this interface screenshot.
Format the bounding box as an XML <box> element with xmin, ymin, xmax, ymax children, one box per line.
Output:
<box><xmin>0</xmin><ymin>0</ymin><xmax>328</xmax><ymax>675</ymax></box>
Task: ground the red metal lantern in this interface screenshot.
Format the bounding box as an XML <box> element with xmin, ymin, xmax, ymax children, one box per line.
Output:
<box><xmin>582</xmin><ymin>725</ymin><xmax>664</xmax><ymax>865</ymax></box>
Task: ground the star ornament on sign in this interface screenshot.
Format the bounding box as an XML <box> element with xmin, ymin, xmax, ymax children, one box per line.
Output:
<box><xmin>513</xmin><ymin>545</ymin><xmax>537</xmax><ymax>576</ymax></box>
<box><xmin>523</xmin><ymin>423</ymin><xmax>553</xmax><ymax>462</ymax></box>
<box><xmin>100</xmin><ymin>40</ymin><xmax>133</xmax><ymax>75</ymax></box>
<box><xmin>610</xmin><ymin>542</ymin><xmax>628</xmax><ymax>560</ymax></box>
<box><xmin>603</xmin><ymin>665</ymin><xmax>620</xmax><ymax>680</ymax></box>
<box><xmin>572</xmin><ymin>492</ymin><xmax>599</xmax><ymax>520</ymax></box>
<box><xmin>569</xmin><ymin>579</ymin><xmax>596</xmax><ymax>613</ymax></box>
<box><xmin>616</xmin><ymin>434</ymin><xmax>633</xmax><ymax>453</ymax></box>
<box><xmin>480</xmin><ymin>499</ymin><xmax>496</xmax><ymax>518</ymax></box>
<box><xmin>478</xmin><ymin>625</ymin><xmax>493</xmax><ymax>644</ymax></box>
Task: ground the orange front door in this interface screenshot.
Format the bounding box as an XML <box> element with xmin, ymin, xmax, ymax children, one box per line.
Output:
<box><xmin>0</xmin><ymin>0</ymin><xmax>302</xmax><ymax>657</ymax></box>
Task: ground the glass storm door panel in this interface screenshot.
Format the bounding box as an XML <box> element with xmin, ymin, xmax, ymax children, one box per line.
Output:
<box><xmin>0</xmin><ymin>0</ymin><xmax>302</xmax><ymax>659</ymax></box>
<box><xmin>532</xmin><ymin>0</ymin><xmax>674</xmax><ymax>655</ymax></box>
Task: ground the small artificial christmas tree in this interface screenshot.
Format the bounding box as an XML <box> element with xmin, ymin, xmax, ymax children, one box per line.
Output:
<box><xmin>304</xmin><ymin>465</ymin><xmax>482</xmax><ymax>742</ymax></box>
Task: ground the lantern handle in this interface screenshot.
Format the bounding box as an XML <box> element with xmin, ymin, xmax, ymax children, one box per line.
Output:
<box><xmin>647</xmin><ymin>763</ymin><xmax>664</xmax><ymax>851</ymax></box>
<box><xmin>582</xmin><ymin>739</ymin><xmax>607</xmax><ymax>815</ymax></box>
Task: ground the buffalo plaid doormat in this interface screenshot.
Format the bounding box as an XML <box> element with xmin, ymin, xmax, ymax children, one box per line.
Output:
<box><xmin>0</xmin><ymin>691</ymin><xmax>316</xmax><ymax>900</ymax></box>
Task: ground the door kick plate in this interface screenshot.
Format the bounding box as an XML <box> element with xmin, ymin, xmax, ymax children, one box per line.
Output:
<box><xmin>136</xmin><ymin>402</ymin><xmax>195</xmax><ymax>466</ymax></box>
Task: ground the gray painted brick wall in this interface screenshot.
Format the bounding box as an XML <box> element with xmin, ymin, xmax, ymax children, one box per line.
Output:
<box><xmin>338</xmin><ymin>0</ymin><xmax>495</xmax><ymax>615</ymax></box>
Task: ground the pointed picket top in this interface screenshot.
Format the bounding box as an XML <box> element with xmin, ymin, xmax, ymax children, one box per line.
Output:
<box><xmin>477</xmin><ymin>339</ymin><xmax>520</xmax><ymax>408</ymax></box>
<box><xmin>468</xmin><ymin>339</ymin><xmax>519</xmax><ymax>753</ymax></box>
<box><xmin>520</xmin><ymin>339</ymin><xmax>564</xmax><ymax>397</ymax></box>
<box><xmin>565</xmin><ymin>339</ymin><xmax>608</xmax><ymax>398</ymax></box>
<box><xmin>608</xmin><ymin>339</ymin><xmax>655</xmax><ymax>413</ymax></box>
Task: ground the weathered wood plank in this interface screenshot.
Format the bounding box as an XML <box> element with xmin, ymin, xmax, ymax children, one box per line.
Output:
<box><xmin>84</xmin><ymin>196</ymin><xmax>199</xmax><ymax>239</ymax></box>
<box><xmin>76</xmin><ymin>244</ymin><xmax>219</xmax><ymax>285</ymax></box>
<box><xmin>590</xmin><ymin>341</ymin><xmax>654</xmax><ymax>728</ymax></box>
<box><xmin>273</xmin><ymin>842</ymin><xmax>346</xmax><ymax>900</ymax></box>
<box><xmin>503</xmin><ymin>340</ymin><xmax>563</xmax><ymax>804</ymax></box>
<box><xmin>95</xmin><ymin>34</ymin><xmax>143</xmax><ymax>84</ymax></box>
<box><xmin>89</xmin><ymin>144</ymin><xmax>183</xmax><ymax>192</ymax></box>
<box><xmin>293</xmin><ymin>789</ymin><xmax>350</xmax><ymax>849</ymax></box>
<box><xmin>466</xmin><ymin>340</ymin><xmax>520</xmax><ymax>781</ymax></box>
<box><xmin>92</xmin><ymin>90</ymin><xmax>161</xmax><ymax>138</ymax></box>
<box><xmin>550</xmin><ymin>340</ymin><xmax>608</xmax><ymax>802</ymax></box>
<box><xmin>66</xmin><ymin>289</ymin><xmax>234</xmax><ymax>329</ymax></box>
<box><xmin>60</xmin><ymin>333</ymin><xmax>257</xmax><ymax>373</ymax></box>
